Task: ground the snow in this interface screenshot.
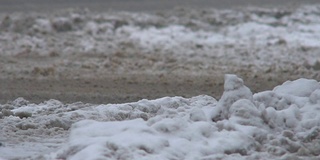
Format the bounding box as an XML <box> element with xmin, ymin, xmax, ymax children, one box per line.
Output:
<box><xmin>1</xmin><ymin>5</ymin><xmax>320</xmax><ymax>56</ymax></box>
<box><xmin>1</xmin><ymin>5</ymin><xmax>320</xmax><ymax>80</ymax></box>
<box><xmin>211</xmin><ymin>74</ymin><xmax>253</xmax><ymax>121</ymax></box>
<box><xmin>273</xmin><ymin>79</ymin><xmax>320</xmax><ymax>97</ymax></box>
<box><xmin>1</xmin><ymin>4</ymin><xmax>320</xmax><ymax>160</ymax></box>
<box><xmin>1</xmin><ymin>75</ymin><xmax>320</xmax><ymax>159</ymax></box>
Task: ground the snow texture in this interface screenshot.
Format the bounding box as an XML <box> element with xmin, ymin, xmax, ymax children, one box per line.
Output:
<box><xmin>1</xmin><ymin>74</ymin><xmax>320</xmax><ymax>160</ymax></box>
<box><xmin>1</xmin><ymin>4</ymin><xmax>320</xmax><ymax>160</ymax></box>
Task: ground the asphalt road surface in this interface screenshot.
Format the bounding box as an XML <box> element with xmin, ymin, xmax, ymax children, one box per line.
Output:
<box><xmin>0</xmin><ymin>0</ymin><xmax>319</xmax><ymax>12</ymax></box>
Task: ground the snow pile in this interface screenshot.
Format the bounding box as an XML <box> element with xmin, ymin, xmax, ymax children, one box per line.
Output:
<box><xmin>1</xmin><ymin>74</ymin><xmax>314</xmax><ymax>159</ymax></box>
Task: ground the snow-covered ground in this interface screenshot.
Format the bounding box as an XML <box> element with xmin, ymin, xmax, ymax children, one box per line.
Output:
<box><xmin>1</xmin><ymin>5</ymin><xmax>320</xmax><ymax>59</ymax></box>
<box><xmin>1</xmin><ymin>4</ymin><xmax>320</xmax><ymax>160</ymax></box>
<box><xmin>1</xmin><ymin>5</ymin><xmax>320</xmax><ymax>79</ymax></box>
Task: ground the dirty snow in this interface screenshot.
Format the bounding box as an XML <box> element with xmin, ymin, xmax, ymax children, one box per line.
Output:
<box><xmin>1</xmin><ymin>5</ymin><xmax>320</xmax><ymax>81</ymax></box>
<box><xmin>1</xmin><ymin>5</ymin><xmax>320</xmax><ymax>66</ymax></box>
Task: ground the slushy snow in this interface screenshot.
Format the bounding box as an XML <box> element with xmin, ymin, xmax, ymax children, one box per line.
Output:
<box><xmin>1</xmin><ymin>74</ymin><xmax>320</xmax><ymax>159</ymax></box>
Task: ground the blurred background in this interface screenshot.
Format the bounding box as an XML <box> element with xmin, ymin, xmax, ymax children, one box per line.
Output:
<box><xmin>1</xmin><ymin>0</ymin><xmax>319</xmax><ymax>12</ymax></box>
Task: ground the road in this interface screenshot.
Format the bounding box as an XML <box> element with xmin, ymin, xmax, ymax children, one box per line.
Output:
<box><xmin>0</xmin><ymin>0</ymin><xmax>319</xmax><ymax>12</ymax></box>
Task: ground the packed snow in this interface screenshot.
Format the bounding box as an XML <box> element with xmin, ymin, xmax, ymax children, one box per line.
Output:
<box><xmin>1</xmin><ymin>75</ymin><xmax>320</xmax><ymax>159</ymax></box>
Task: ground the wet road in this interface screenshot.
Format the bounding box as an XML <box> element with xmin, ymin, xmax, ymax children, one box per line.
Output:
<box><xmin>0</xmin><ymin>0</ymin><xmax>319</xmax><ymax>12</ymax></box>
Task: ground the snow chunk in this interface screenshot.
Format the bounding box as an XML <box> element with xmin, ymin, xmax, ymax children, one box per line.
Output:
<box><xmin>309</xmin><ymin>89</ymin><xmax>320</xmax><ymax>104</ymax></box>
<box><xmin>189</xmin><ymin>108</ymin><xmax>207</xmax><ymax>122</ymax></box>
<box><xmin>211</xmin><ymin>74</ymin><xmax>253</xmax><ymax>121</ymax></box>
<box><xmin>229</xmin><ymin>99</ymin><xmax>262</xmax><ymax>127</ymax></box>
<box><xmin>262</xmin><ymin>104</ymin><xmax>301</xmax><ymax>129</ymax></box>
<box><xmin>273</xmin><ymin>78</ymin><xmax>320</xmax><ymax>97</ymax></box>
<box><xmin>56</xmin><ymin>119</ymin><xmax>169</xmax><ymax>160</ymax></box>
<box><xmin>51</xmin><ymin>117</ymin><xmax>257</xmax><ymax>160</ymax></box>
<box><xmin>11</xmin><ymin>97</ymin><xmax>29</xmax><ymax>107</ymax></box>
<box><xmin>33</xmin><ymin>19</ymin><xmax>53</xmax><ymax>33</ymax></box>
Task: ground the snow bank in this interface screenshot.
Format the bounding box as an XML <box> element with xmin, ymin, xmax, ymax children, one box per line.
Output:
<box><xmin>2</xmin><ymin>74</ymin><xmax>318</xmax><ymax>159</ymax></box>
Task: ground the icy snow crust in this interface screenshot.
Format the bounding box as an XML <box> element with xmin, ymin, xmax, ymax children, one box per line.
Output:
<box><xmin>1</xmin><ymin>75</ymin><xmax>320</xmax><ymax>159</ymax></box>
